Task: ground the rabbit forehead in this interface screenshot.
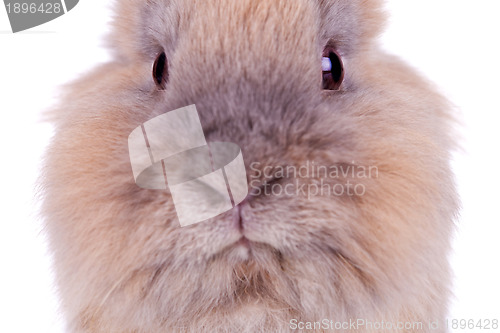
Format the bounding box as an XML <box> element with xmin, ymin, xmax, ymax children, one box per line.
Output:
<box><xmin>111</xmin><ymin>0</ymin><xmax>384</xmax><ymax>61</ymax></box>
<box><xmin>147</xmin><ymin>0</ymin><xmax>320</xmax><ymax>53</ymax></box>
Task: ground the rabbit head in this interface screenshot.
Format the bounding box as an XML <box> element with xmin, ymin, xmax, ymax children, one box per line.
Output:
<box><xmin>41</xmin><ymin>0</ymin><xmax>458</xmax><ymax>331</ymax></box>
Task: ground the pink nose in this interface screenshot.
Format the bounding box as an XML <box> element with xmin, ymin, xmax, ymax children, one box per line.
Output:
<box><xmin>231</xmin><ymin>194</ymin><xmax>252</xmax><ymax>232</ymax></box>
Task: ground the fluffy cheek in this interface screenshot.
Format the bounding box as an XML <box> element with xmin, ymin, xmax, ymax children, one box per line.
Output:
<box><xmin>240</xmin><ymin>189</ymin><xmax>360</xmax><ymax>252</ymax></box>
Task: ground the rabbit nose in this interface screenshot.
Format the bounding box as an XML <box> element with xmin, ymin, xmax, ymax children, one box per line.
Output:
<box><xmin>231</xmin><ymin>194</ymin><xmax>253</xmax><ymax>232</ymax></box>
<box><xmin>232</xmin><ymin>197</ymin><xmax>245</xmax><ymax>232</ymax></box>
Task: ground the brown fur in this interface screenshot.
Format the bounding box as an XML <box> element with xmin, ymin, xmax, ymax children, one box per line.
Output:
<box><xmin>41</xmin><ymin>0</ymin><xmax>458</xmax><ymax>332</ymax></box>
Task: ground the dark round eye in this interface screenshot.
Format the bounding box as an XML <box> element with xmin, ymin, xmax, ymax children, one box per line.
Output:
<box><xmin>152</xmin><ymin>52</ymin><xmax>168</xmax><ymax>90</ymax></box>
<box><xmin>322</xmin><ymin>48</ymin><xmax>344</xmax><ymax>91</ymax></box>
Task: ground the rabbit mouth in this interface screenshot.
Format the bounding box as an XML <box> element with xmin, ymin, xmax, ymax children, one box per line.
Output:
<box><xmin>236</xmin><ymin>236</ymin><xmax>251</xmax><ymax>248</ymax></box>
<box><xmin>213</xmin><ymin>234</ymin><xmax>282</xmax><ymax>264</ymax></box>
<box><xmin>221</xmin><ymin>236</ymin><xmax>253</xmax><ymax>261</ymax></box>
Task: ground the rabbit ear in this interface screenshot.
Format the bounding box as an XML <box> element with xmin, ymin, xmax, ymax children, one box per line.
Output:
<box><xmin>107</xmin><ymin>0</ymin><xmax>164</xmax><ymax>62</ymax></box>
<box><xmin>107</xmin><ymin>0</ymin><xmax>145</xmax><ymax>61</ymax></box>
<box><xmin>109</xmin><ymin>0</ymin><xmax>180</xmax><ymax>63</ymax></box>
<box><xmin>316</xmin><ymin>0</ymin><xmax>387</xmax><ymax>51</ymax></box>
<box><xmin>357</xmin><ymin>0</ymin><xmax>387</xmax><ymax>40</ymax></box>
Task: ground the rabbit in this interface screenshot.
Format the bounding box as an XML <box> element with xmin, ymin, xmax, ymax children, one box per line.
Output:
<box><xmin>40</xmin><ymin>0</ymin><xmax>459</xmax><ymax>332</ymax></box>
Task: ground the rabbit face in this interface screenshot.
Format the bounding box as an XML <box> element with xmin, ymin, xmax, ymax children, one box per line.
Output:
<box><xmin>42</xmin><ymin>0</ymin><xmax>458</xmax><ymax>331</ymax></box>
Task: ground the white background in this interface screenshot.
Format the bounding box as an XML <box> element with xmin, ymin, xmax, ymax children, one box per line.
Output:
<box><xmin>0</xmin><ymin>1</ymin><xmax>499</xmax><ymax>332</ymax></box>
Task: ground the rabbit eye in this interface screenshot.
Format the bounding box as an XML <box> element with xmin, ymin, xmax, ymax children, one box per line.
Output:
<box><xmin>322</xmin><ymin>48</ymin><xmax>344</xmax><ymax>91</ymax></box>
<box><xmin>153</xmin><ymin>52</ymin><xmax>168</xmax><ymax>90</ymax></box>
